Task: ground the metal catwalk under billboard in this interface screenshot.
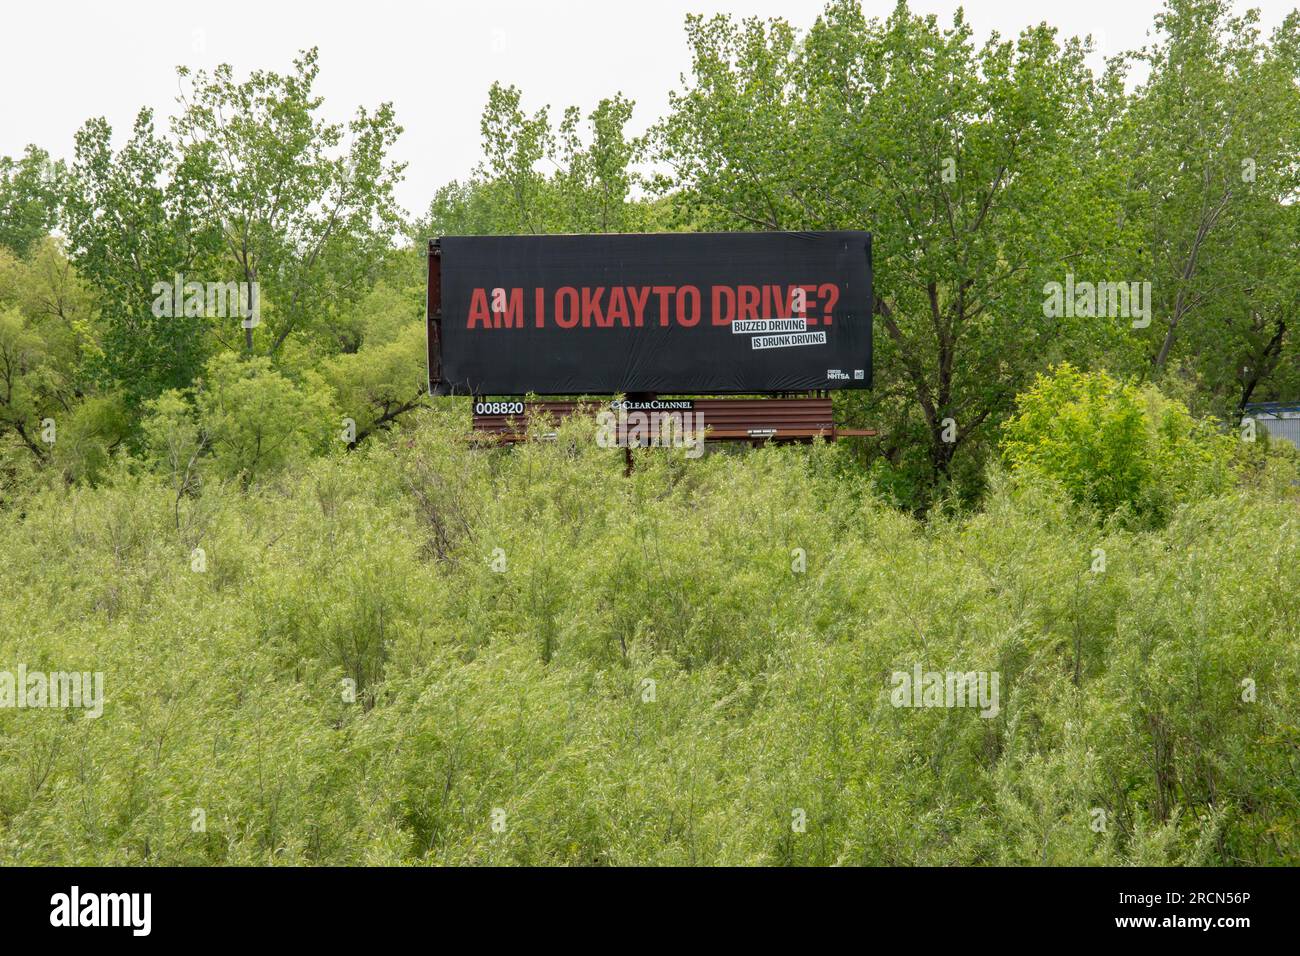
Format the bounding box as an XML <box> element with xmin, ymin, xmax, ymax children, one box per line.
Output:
<box><xmin>428</xmin><ymin>231</ymin><xmax>872</xmax><ymax>395</ymax></box>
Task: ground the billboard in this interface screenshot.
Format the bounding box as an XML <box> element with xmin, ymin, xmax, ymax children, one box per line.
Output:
<box><xmin>428</xmin><ymin>230</ymin><xmax>871</xmax><ymax>396</ymax></box>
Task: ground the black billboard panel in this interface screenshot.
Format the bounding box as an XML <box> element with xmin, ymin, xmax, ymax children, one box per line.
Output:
<box><xmin>429</xmin><ymin>231</ymin><xmax>871</xmax><ymax>396</ymax></box>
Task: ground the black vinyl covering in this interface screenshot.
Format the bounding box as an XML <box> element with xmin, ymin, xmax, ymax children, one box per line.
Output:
<box><xmin>433</xmin><ymin>231</ymin><xmax>871</xmax><ymax>395</ymax></box>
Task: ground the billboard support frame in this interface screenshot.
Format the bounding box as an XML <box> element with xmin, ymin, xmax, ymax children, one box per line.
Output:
<box><xmin>426</xmin><ymin>238</ymin><xmax>445</xmax><ymax>396</ymax></box>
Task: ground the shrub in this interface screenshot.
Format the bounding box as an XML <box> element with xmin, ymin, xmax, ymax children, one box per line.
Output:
<box><xmin>1000</xmin><ymin>364</ymin><xmax>1234</xmax><ymax>525</ymax></box>
<box><xmin>140</xmin><ymin>354</ymin><xmax>339</xmax><ymax>489</ymax></box>
<box><xmin>1</xmin><ymin>409</ymin><xmax>1296</xmax><ymax>865</ymax></box>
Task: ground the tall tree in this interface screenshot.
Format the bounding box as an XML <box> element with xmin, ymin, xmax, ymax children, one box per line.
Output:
<box><xmin>0</xmin><ymin>146</ymin><xmax>64</xmax><ymax>258</ymax></box>
<box><xmin>62</xmin><ymin>110</ymin><xmax>222</xmax><ymax>406</ymax></box>
<box><xmin>657</xmin><ymin>0</ymin><xmax>1118</xmax><ymax>504</ymax></box>
<box><xmin>422</xmin><ymin>82</ymin><xmax>648</xmax><ymax>237</ymax></box>
<box><xmin>1115</xmin><ymin>0</ymin><xmax>1300</xmax><ymax>413</ymax></box>
<box><xmin>172</xmin><ymin>48</ymin><xmax>406</xmax><ymax>355</ymax></box>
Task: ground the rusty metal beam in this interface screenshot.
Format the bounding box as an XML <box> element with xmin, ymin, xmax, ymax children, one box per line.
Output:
<box><xmin>426</xmin><ymin>239</ymin><xmax>444</xmax><ymax>395</ymax></box>
<box><xmin>470</xmin><ymin>398</ymin><xmax>876</xmax><ymax>444</ymax></box>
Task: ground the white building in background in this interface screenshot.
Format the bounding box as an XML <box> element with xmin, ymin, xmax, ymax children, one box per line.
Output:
<box><xmin>1245</xmin><ymin>402</ymin><xmax>1300</xmax><ymax>448</ymax></box>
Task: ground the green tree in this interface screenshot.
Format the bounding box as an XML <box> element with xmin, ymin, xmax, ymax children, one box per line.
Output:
<box><xmin>656</xmin><ymin>0</ymin><xmax>1120</xmax><ymax>506</ymax></box>
<box><xmin>175</xmin><ymin>352</ymin><xmax>337</xmax><ymax>486</ymax></box>
<box><xmin>0</xmin><ymin>242</ymin><xmax>101</xmax><ymax>467</ymax></box>
<box><xmin>0</xmin><ymin>305</ymin><xmax>48</xmax><ymax>459</ymax></box>
<box><xmin>62</xmin><ymin>110</ymin><xmax>222</xmax><ymax>406</ymax></box>
<box><xmin>0</xmin><ymin>146</ymin><xmax>64</xmax><ymax>257</ymax></box>
<box><xmin>554</xmin><ymin>94</ymin><xmax>642</xmax><ymax>232</ymax></box>
<box><xmin>422</xmin><ymin>82</ymin><xmax>650</xmax><ymax>237</ymax></box>
<box><xmin>1113</xmin><ymin>0</ymin><xmax>1300</xmax><ymax>408</ymax></box>
<box><xmin>172</xmin><ymin>48</ymin><xmax>406</xmax><ymax>355</ymax></box>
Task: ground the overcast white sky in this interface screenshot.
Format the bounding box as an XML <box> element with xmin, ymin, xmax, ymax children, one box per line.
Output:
<box><xmin>1</xmin><ymin>0</ymin><xmax>1295</xmax><ymax>218</ymax></box>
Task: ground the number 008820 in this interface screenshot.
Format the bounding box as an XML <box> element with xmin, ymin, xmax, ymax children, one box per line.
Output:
<box><xmin>473</xmin><ymin>401</ymin><xmax>524</xmax><ymax>416</ymax></box>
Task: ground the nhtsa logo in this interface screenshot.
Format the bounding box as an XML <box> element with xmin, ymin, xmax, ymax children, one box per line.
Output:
<box><xmin>50</xmin><ymin>886</ymin><xmax>151</xmax><ymax>936</ymax></box>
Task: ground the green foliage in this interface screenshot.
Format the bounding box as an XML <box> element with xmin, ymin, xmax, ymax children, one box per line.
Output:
<box><xmin>0</xmin><ymin>306</ymin><xmax>46</xmax><ymax>450</ymax></box>
<box><xmin>0</xmin><ymin>241</ymin><xmax>99</xmax><ymax>468</ymax></box>
<box><xmin>0</xmin><ymin>146</ymin><xmax>64</xmax><ymax>258</ymax></box>
<box><xmin>1113</xmin><ymin>0</ymin><xmax>1300</xmax><ymax>402</ymax></box>
<box><xmin>47</xmin><ymin>394</ymin><xmax>132</xmax><ymax>484</ymax></box>
<box><xmin>142</xmin><ymin>354</ymin><xmax>338</xmax><ymax>488</ymax></box>
<box><xmin>4</xmin><ymin>0</ymin><xmax>1300</xmax><ymax>869</ymax></box>
<box><xmin>172</xmin><ymin>48</ymin><xmax>406</xmax><ymax>356</ymax></box>
<box><xmin>654</xmin><ymin>0</ymin><xmax>1124</xmax><ymax>509</ymax></box>
<box><xmin>0</xmin><ymin>413</ymin><xmax>1296</xmax><ymax>865</ymax></box>
<box><xmin>319</xmin><ymin>323</ymin><xmax>427</xmax><ymax>444</ymax></box>
<box><xmin>62</xmin><ymin>109</ymin><xmax>223</xmax><ymax>406</ymax></box>
<box><xmin>1001</xmin><ymin>364</ymin><xmax>1234</xmax><ymax>524</ymax></box>
<box><xmin>421</xmin><ymin>82</ymin><xmax>656</xmax><ymax>237</ymax></box>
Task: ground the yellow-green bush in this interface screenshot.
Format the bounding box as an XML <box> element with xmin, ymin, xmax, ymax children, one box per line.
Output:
<box><xmin>1001</xmin><ymin>364</ymin><xmax>1236</xmax><ymax>527</ymax></box>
